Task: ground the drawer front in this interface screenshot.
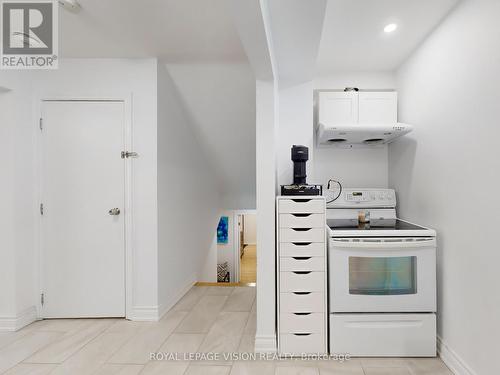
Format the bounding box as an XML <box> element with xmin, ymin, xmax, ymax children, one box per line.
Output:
<box><xmin>330</xmin><ymin>313</ymin><xmax>436</xmax><ymax>357</ymax></box>
<box><xmin>280</xmin><ymin>313</ymin><xmax>324</xmax><ymax>333</ymax></box>
<box><xmin>280</xmin><ymin>228</ymin><xmax>324</xmax><ymax>243</ymax></box>
<box><xmin>280</xmin><ymin>242</ymin><xmax>324</xmax><ymax>257</ymax></box>
<box><xmin>279</xmin><ymin>333</ymin><xmax>325</xmax><ymax>355</ymax></box>
<box><xmin>280</xmin><ymin>271</ymin><xmax>325</xmax><ymax>292</ymax></box>
<box><xmin>278</xmin><ymin>199</ymin><xmax>324</xmax><ymax>214</ymax></box>
<box><xmin>280</xmin><ymin>292</ymin><xmax>324</xmax><ymax>312</ymax></box>
<box><xmin>279</xmin><ymin>214</ymin><xmax>325</xmax><ymax>228</ymax></box>
<box><xmin>280</xmin><ymin>257</ymin><xmax>325</xmax><ymax>272</ymax></box>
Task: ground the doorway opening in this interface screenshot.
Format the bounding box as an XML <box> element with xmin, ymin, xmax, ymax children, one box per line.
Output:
<box><xmin>237</xmin><ymin>213</ymin><xmax>256</xmax><ymax>285</ymax></box>
<box><xmin>211</xmin><ymin>210</ymin><xmax>257</xmax><ymax>287</ymax></box>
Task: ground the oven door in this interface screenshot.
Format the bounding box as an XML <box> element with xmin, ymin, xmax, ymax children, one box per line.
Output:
<box><xmin>329</xmin><ymin>237</ymin><xmax>436</xmax><ymax>313</ymax></box>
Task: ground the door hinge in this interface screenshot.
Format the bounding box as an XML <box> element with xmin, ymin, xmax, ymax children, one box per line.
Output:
<box><xmin>39</xmin><ymin>118</ymin><xmax>43</xmax><ymax>130</ymax></box>
<box><xmin>121</xmin><ymin>151</ymin><xmax>139</xmax><ymax>159</ymax></box>
<box><xmin>40</xmin><ymin>293</ymin><xmax>44</xmax><ymax>306</ymax></box>
<box><xmin>40</xmin><ymin>203</ymin><xmax>44</xmax><ymax>215</ymax></box>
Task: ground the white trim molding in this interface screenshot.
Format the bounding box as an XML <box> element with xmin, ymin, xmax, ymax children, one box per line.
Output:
<box><xmin>438</xmin><ymin>336</ymin><xmax>476</xmax><ymax>375</ymax></box>
<box><xmin>129</xmin><ymin>306</ymin><xmax>161</xmax><ymax>322</ymax></box>
<box><xmin>0</xmin><ymin>306</ymin><xmax>38</xmax><ymax>332</ymax></box>
<box><xmin>254</xmin><ymin>334</ymin><xmax>277</xmax><ymax>353</ymax></box>
<box><xmin>158</xmin><ymin>275</ymin><xmax>197</xmax><ymax>320</ymax></box>
<box><xmin>131</xmin><ymin>275</ymin><xmax>196</xmax><ymax>322</ymax></box>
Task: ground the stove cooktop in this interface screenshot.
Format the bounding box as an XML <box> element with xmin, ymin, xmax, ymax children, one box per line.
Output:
<box><xmin>327</xmin><ymin>218</ymin><xmax>428</xmax><ymax>231</ymax></box>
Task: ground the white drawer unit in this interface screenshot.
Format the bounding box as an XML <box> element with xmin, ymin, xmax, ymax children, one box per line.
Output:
<box><xmin>277</xmin><ymin>196</ymin><xmax>327</xmax><ymax>355</ymax></box>
<box><xmin>280</xmin><ymin>271</ymin><xmax>325</xmax><ymax>292</ymax></box>
<box><xmin>279</xmin><ymin>213</ymin><xmax>325</xmax><ymax>228</ymax></box>
<box><xmin>279</xmin><ymin>242</ymin><xmax>324</xmax><ymax>257</ymax></box>
<box><xmin>280</xmin><ymin>228</ymin><xmax>324</xmax><ymax>243</ymax></box>
<box><xmin>280</xmin><ymin>257</ymin><xmax>325</xmax><ymax>272</ymax></box>
<box><xmin>280</xmin><ymin>313</ymin><xmax>325</xmax><ymax>333</ymax></box>
<box><xmin>279</xmin><ymin>333</ymin><xmax>324</xmax><ymax>355</ymax></box>
<box><xmin>278</xmin><ymin>198</ymin><xmax>325</xmax><ymax>214</ymax></box>
<box><xmin>280</xmin><ymin>292</ymin><xmax>324</xmax><ymax>313</ymax></box>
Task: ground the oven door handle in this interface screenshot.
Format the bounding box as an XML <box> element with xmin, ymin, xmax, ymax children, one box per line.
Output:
<box><xmin>330</xmin><ymin>238</ymin><xmax>436</xmax><ymax>249</ymax></box>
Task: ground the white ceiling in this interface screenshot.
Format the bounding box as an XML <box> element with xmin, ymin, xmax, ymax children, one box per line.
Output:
<box><xmin>316</xmin><ymin>0</ymin><xmax>459</xmax><ymax>73</ymax></box>
<box><xmin>58</xmin><ymin>0</ymin><xmax>257</xmax><ymax>207</ymax></box>
<box><xmin>59</xmin><ymin>0</ymin><xmax>247</xmax><ymax>62</ymax></box>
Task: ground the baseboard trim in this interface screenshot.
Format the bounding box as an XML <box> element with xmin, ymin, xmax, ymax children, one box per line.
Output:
<box><xmin>437</xmin><ymin>336</ymin><xmax>476</xmax><ymax>375</ymax></box>
<box><xmin>0</xmin><ymin>306</ymin><xmax>38</xmax><ymax>332</ymax></box>
<box><xmin>129</xmin><ymin>305</ymin><xmax>161</xmax><ymax>321</ymax></box>
<box><xmin>130</xmin><ymin>274</ymin><xmax>196</xmax><ymax>322</ymax></box>
<box><xmin>158</xmin><ymin>274</ymin><xmax>197</xmax><ymax>320</ymax></box>
<box><xmin>255</xmin><ymin>334</ymin><xmax>277</xmax><ymax>353</ymax></box>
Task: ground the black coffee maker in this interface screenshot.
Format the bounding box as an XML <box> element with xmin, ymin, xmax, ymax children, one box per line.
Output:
<box><xmin>280</xmin><ymin>145</ymin><xmax>322</xmax><ymax>196</ymax></box>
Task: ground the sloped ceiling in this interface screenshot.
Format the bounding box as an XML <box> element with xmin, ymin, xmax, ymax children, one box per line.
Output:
<box><xmin>59</xmin><ymin>0</ymin><xmax>256</xmax><ymax>208</ymax></box>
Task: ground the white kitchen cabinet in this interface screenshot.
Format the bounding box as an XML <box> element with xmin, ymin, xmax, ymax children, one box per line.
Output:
<box><xmin>318</xmin><ymin>91</ymin><xmax>358</xmax><ymax>125</ymax></box>
<box><xmin>358</xmin><ymin>92</ymin><xmax>397</xmax><ymax>124</ymax></box>
<box><xmin>276</xmin><ymin>197</ymin><xmax>327</xmax><ymax>355</ymax></box>
<box><xmin>318</xmin><ymin>91</ymin><xmax>397</xmax><ymax>125</ymax></box>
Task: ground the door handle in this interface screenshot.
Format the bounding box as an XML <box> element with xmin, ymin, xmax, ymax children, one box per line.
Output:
<box><xmin>108</xmin><ymin>208</ymin><xmax>121</xmax><ymax>216</ymax></box>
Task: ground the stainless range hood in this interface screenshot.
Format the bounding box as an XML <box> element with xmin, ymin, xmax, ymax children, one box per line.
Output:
<box><xmin>317</xmin><ymin>122</ymin><xmax>413</xmax><ymax>148</ymax></box>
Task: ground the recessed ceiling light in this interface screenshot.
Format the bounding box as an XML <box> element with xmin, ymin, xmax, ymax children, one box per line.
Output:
<box><xmin>384</xmin><ymin>23</ymin><xmax>398</xmax><ymax>33</ymax></box>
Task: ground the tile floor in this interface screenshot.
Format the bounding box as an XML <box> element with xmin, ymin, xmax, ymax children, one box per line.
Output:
<box><xmin>0</xmin><ymin>286</ymin><xmax>453</xmax><ymax>375</ymax></box>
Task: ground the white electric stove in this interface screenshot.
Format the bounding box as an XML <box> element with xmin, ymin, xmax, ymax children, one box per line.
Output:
<box><xmin>327</xmin><ymin>188</ymin><xmax>437</xmax><ymax>357</ymax></box>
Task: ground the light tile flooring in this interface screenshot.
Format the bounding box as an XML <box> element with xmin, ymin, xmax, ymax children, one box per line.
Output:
<box><xmin>0</xmin><ymin>286</ymin><xmax>452</xmax><ymax>375</ymax></box>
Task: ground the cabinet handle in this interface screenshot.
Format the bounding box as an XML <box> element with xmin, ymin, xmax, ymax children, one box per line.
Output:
<box><xmin>293</xmin><ymin>271</ymin><xmax>311</xmax><ymax>275</ymax></box>
<box><xmin>292</xmin><ymin>228</ymin><xmax>311</xmax><ymax>232</ymax></box>
<box><xmin>293</xmin><ymin>333</ymin><xmax>312</xmax><ymax>336</ymax></box>
<box><xmin>293</xmin><ymin>312</ymin><xmax>311</xmax><ymax>316</ymax></box>
<box><xmin>292</xmin><ymin>199</ymin><xmax>311</xmax><ymax>203</ymax></box>
<box><xmin>292</xmin><ymin>242</ymin><xmax>312</xmax><ymax>246</ymax></box>
<box><xmin>292</xmin><ymin>292</ymin><xmax>311</xmax><ymax>295</ymax></box>
<box><xmin>292</xmin><ymin>257</ymin><xmax>311</xmax><ymax>260</ymax></box>
<box><xmin>292</xmin><ymin>213</ymin><xmax>312</xmax><ymax>217</ymax></box>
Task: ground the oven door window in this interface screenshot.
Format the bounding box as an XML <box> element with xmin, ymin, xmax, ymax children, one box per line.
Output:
<box><xmin>349</xmin><ymin>256</ymin><xmax>417</xmax><ymax>295</ymax></box>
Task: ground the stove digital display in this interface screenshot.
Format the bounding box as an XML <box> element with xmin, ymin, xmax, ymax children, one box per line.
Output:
<box><xmin>352</xmin><ymin>192</ymin><xmax>362</xmax><ymax>196</ymax></box>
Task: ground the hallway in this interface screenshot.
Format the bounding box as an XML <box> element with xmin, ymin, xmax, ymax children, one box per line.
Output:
<box><xmin>240</xmin><ymin>245</ymin><xmax>256</xmax><ymax>284</ymax></box>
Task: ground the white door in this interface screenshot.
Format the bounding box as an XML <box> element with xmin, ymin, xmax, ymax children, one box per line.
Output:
<box><xmin>318</xmin><ymin>91</ymin><xmax>359</xmax><ymax>125</ymax></box>
<box><xmin>41</xmin><ymin>100</ymin><xmax>126</xmax><ymax>318</ymax></box>
<box><xmin>329</xmin><ymin>238</ymin><xmax>437</xmax><ymax>313</ymax></box>
<box><xmin>358</xmin><ymin>92</ymin><xmax>397</xmax><ymax>124</ymax></box>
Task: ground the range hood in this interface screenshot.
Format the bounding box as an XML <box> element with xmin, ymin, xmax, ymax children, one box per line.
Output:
<box><xmin>317</xmin><ymin>123</ymin><xmax>413</xmax><ymax>147</ymax></box>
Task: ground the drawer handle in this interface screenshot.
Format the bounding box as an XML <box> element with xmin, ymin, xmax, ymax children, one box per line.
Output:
<box><xmin>292</xmin><ymin>228</ymin><xmax>312</xmax><ymax>232</ymax></box>
<box><xmin>291</xmin><ymin>199</ymin><xmax>311</xmax><ymax>203</ymax></box>
<box><xmin>292</xmin><ymin>242</ymin><xmax>312</xmax><ymax>246</ymax></box>
<box><xmin>293</xmin><ymin>312</ymin><xmax>311</xmax><ymax>316</ymax></box>
<box><xmin>293</xmin><ymin>271</ymin><xmax>311</xmax><ymax>275</ymax></box>
<box><xmin>292</xmin><ymin>292</ymin><xmax>311</xmax><ymax>295</ymax></box>
<box><xmin>292</xmin><ymin>257</ymin><xmax>311</xmax><ymax>260</ymax></box>
<box><xmin>293</xmin><ymin>333</ymin><xmax>312</xmax><ymax>336</ymax></box>
<box><xmin>292</xmin><ymin>213</ymin><xmax>312</xmax><ymax>217</ymax></box>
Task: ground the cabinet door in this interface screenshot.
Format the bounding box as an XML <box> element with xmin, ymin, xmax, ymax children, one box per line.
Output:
<box><xmin>358</xmin><ymin>92</ymin><xmax>397</xmax><ymax>124</ymax></box>
<box><xmin>318</xmin><ymin>91</ymin><xmax>358</xmax><ymax>125</ymax></box>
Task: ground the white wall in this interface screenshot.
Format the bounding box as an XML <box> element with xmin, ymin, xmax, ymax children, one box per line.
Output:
<box><xmin>165</xmin><ymin>62</ymin><xmax>256</xmax><ymax>210</ymax></box>
<box><xmin>157</xmin><ymin>64</ymin><xmax>221</xmax><ymax>307</ymax></box>
<box><xmin>244</xmin><ymin>214</ymin><xmax>257</xmax><ymax>245</ymax></box>
<box><xmin>389</xmin><ymin>1</ymin><xmax>500</xmax><ymax>374</ymax></box>
<box><xmin>312</xmin><ymin>72</ymin><xmax>396</xmax><ymax>188</ymax></box>
<box><xmin>0</xmin><ymin>59</ymin><xmax>160</xmax><ymax>324</ymax></box>
<box><xmin>0</xmin><ymin>87</ymin><xmax>17</xmax><ymax>323</ymax></box>
<box><xmin>277</xmin><ymin>82</ymin><xmax>316</xmax><ymax>186</ymax></box>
